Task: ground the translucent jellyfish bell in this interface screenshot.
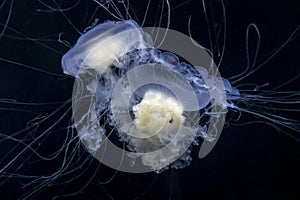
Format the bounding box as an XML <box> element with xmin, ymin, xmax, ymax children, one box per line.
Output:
<box><xmin>109</xmin><ymin>63</ymin><xmax>200</xmax><ymax>170</ymax></box>
<box><xmin>61</xmin><ymin>20</ymin><xmax>153</xmax><ymax>76</ymax></box>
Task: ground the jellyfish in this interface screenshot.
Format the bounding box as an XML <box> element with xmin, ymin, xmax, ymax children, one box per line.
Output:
<box><xmin>61</xmin><ymin>18</ymin><xmax>299</xmax><ymax>172</ymax></box>
<box><xmin>0</xmin><ymin>0</ymin><xmax>299</xmax><ymax>199</ymax></box>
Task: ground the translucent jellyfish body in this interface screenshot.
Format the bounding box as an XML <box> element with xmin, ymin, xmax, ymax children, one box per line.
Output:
<box><xmin>61</xmin><ymin>19</ymin><xmax>234</xmax><ymax>172</ymax></box>
<box><xmin>61</xmin><ymin>20</ymin><xmax>153</xmax><ymax>76</ymax></box>
<box><xmin>62</xmin><ymin>19</ymin><xmax>298</xmax><ymax>172</ymax></box>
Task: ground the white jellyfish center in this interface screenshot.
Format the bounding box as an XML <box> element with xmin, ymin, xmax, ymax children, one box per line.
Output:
<box><xmin>132</xmin><ymin>90</ymin><xmax>185</xmax><ymax>138</ymax></box>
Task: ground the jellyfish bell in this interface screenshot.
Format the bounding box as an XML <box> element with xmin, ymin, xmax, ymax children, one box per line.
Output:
<box><xmin>61</xmin><ymin>20</ymin><xmax>153</xmax><ymax>77</ymax></box>
<box><xmin>109</xmin><ymin>63</ymin><xmax>202</xmax><ymax>171</ymax></box>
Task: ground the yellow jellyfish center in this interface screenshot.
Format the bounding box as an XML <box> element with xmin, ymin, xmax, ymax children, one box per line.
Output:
<box><xmin>133</xmin><ymin>90</ymin><xmax>185</xmax><ymax>137</ymax></box>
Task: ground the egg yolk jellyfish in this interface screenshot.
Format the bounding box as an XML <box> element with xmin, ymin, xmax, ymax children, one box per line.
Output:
<box><xmin>0</xmin><ymin>0</ymin><xmax>300</xmax><ymax>199</ymax></box>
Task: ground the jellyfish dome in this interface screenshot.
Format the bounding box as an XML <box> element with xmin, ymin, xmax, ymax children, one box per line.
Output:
<box><xmin>61</xmin><ymin>20</ymin><xmax>153</xmax><ymax>76</ymax></box>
